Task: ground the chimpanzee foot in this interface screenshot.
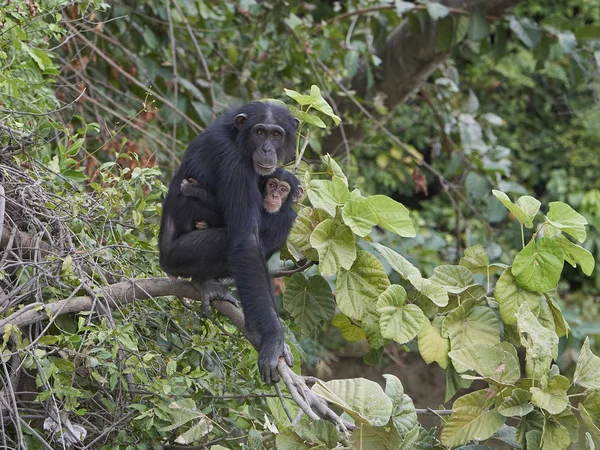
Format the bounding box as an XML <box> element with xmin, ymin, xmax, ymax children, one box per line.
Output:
<box><xmin>191</xmin><ymin>279</ymin><xmax>239</xmax><ymax>308</ymax></box>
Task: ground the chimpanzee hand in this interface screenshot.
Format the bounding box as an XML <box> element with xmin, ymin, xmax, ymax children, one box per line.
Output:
<box><xmin>258</xmin><ymin>339</ymin><xmax>294</xmax><ymax>384</ymax></box>
<box><xmin>180</xmin><ymin>178</ymin><xmax>199</xmax><ymax>197</ymax></box>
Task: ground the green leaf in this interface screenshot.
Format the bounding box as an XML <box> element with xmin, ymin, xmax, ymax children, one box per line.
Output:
<box><xmin>342</xmin><ymin>197</ymin><xmax>378</xmax><ymax>237</ymax></box>
<box><xmin>324</xmin><ymin>154</ymin><xmax>347</xmax><ymax>186</ymax></box>
<box><xmin>494</xmin><ymin>267</ymin><xmax>542</xmax><ymax>325</ymax></box>
<box><xmin>418</xmin><ymin>317</ymin><xmax>450</xmax><ymax>369</ymax></box>
<box><xmin>531</xmin><ymin>375</ymin><xmax>570</xmax><ymax>415</ymax></box>
<box><xmin>509</xmin><ymin>17</ymin><xmax>542</xmax><ymax>48</ymax></box>
<box><xmin>364</xmin><ymin>195</ymin><xmax>415</xmax><ymax>237</ymax></box>
<box><xmin>448</xmin><ymin>342</ymin><xmax>520</xmax><ymax>384</ymax></box>
<box><xmin>575</xmin><ymin>25</ymin><xmax>600</xmax><ymax>41</ymax></box>
<box><xmin>512</xmin><ymin>238</ymin><xmax>564</xmax><ymax>293</ymax></box>
<box><xmin>441</xmin><ymin>389</ymin><xmax>505</xmax><ymax>447</ymax></box>
<box><xmin>427</xmin><ymin>2</ymin><xmax>449</xmax><ymax>20</ymax></box>
<box><xmin>370</xmin><ymin>242</ymin><xmax>422</xmax><ymax>280</ymax></box>
<box><xmin>310</xmin><ymin>219</ymin><xmax>356</xmax><ymax>277</ymax></box>
<box><xmin>516</xmin><ymin>411</ymin><xmax>544</xmax><ymax>447</ymax></box>
<box><xmin>428</xmin><ymin>265</ymin><xmax>475</xmax><ymax>295</ymax></box>
<box><xmin>498</xmin><ymin>389</ymin><xmax>534</xmax><ymax>417</ymax></box>
<box><xmin>284</xmin><ymin>88</ymin><xmax>314</xmax><ymax>106</ymax></box>
<box><xmin>286</xmin><ymin>207</ymin><xmax>319</xmax><ymax>262</ymax></box>
<box><xmin>581</xmin><ymin>392</ymin><xmax>600</xmax><ymax>444</ymax></box>
<box><xmin>376</xmin><ymin>285</ymin><xmax>426</xmax><ymax>344</ymax></box>
<box><xmin>541</xmin><ymin>416</ymin><xmax>571</xmax><ymax>450</ymax></box>
<box><xmin>309</xmin><ymin>85</ymin><xmax>341</xmax><ymax>125</ymax></box>
<box><xmin>468</xmin><ymin>13</ymin><xmax>490</xmax><ymax>41</ymax></box>
<box><xmin>336</xmin><ymin>250</ymin><xmax>390</xmax><ymax>320</ymax></box>
<box><xmin>332</xmin><ymin>314</ymin><xmax>366</xmax><ymax>342</ymax></box>
<box><xmin>383</xmin><ymin>374</ymin><xmax>417</xmax><ymax>435</ymax></box>
<box><xmin>27</xmin><ymin>47</ymin><xmax>52</xmax><ymax>70</ymax></box>
<box><xmin>459</xmin><ymin>245</ymin><xmax>489</xmax><ymax>274</ymax></box>
<box><xmin>308</xmin><ymin>177</ymin><xmax>351</xmax><ymax>217</ymax></box>
<box><xmin>555</xmin><ymin>236</ymin><xmax>595</xmax><ymax>276</ymax></box>
<box><xmin>574</xmin><ymin>337</ymin><xmax>600</xmax><ymax>390</ymax></box>
<box><xmin>410</xmin><ymin>277</ymin><xmax>449</xmax><ymax>307</ymax></box>
<box><xmin>492</xmin><ymin>190</ymin><xmax>540</xmax><ymax>228</ymax></box>
<box><xmin>442</xmin><ymin>300</ymin><xmax>501</xmax><ymax>352</ymax></box>
<box><xmin>547</xmin><ymin>297</ymin><xmax>570</xmax><ymax>338</ymax></box>
<box><xmin>515</xmin><ymin>302</ymin><xmax>559</xmax><ymax>379</ymax></box>
<box><xmin>546</xmin><ymin>202</ymin><xmax>588</xmax><ymax>243</ymax></box>
<box><xmin>395</xmin><ymin>0</ymin><xmax>415</xmax><ymax>15</ymax></box>
<box><xmin>283</xmin><ymin>274</ymin><xmax>335</xmax><ymax>337</ymax></box>
<box><xmin>313</xmin><ymin>378</ymin><xmax>393</xmax><ymax>427</ymax></box>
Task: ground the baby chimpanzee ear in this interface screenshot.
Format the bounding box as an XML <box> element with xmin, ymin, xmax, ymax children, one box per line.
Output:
<box><xmin>292</xmin><ymin>185</ymin><xmax>304</xmax><ymax>203</ymax></box>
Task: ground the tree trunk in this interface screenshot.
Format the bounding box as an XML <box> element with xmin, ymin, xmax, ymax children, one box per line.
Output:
<box><xmin>323</xmin><ymin>0</ymin><xmax>522</xmax><ymax>155</ymax></box>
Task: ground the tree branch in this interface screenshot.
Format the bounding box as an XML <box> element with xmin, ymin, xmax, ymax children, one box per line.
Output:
<box><xmin>0</xmin><ymin>276</ymin><xmax>353</xmax><ymax>439</ymax></box>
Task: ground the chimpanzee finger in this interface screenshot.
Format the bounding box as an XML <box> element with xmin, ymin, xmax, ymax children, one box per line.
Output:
<box><xmin>282</xmin><ymin>344</ymin><xmax>294</xmax><ymax>367</ymax></box>
<box><xmin>270</xmin><ymin>365</ymin><xmax>280</xmax><ymax>384</ymax></box>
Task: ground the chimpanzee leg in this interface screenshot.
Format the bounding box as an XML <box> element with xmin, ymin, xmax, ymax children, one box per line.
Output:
<box><xmin>160</xmin><ymin>224</ymin><xmax>238</xmax><ymax>305</ymax></box>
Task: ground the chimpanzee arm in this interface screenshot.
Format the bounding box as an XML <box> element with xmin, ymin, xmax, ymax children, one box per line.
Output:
<box><xmin>219</xmin><ymin>168</ymin><xmax>293</xmax><ymax>383</ymax></box>
<box><xmin>260</xmin><ymin>210</ymin><xmax>297</xmax><ymax>260</ymax></box>
<box><xmin>180</xmin><ymin>179</ymin><xmax>222</xmax><ymax>213</ymax></box>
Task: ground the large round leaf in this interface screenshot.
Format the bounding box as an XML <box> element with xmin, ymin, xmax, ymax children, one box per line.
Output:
<box><xmin>494</xmin><ymin>267</ymin><xmax>542</xmax><ymax>325</ymax></box>
<box><xmin>376</xmin><ymin>285</ymin><xmax>426</xmax><ymax>344</ymax></box>
<box><xmin>364</xmin><ymin>195</ymin><xmax>415</xmax><ymax>237</ymax></box>
<box><xmin>310</xmin><ymin>219</ymin><xmax>356</xmax><ymax>277</ymax></box>
<box><xmin>512</xmin><ymin>238</ymin><xmax>564</xmax><ymax>293</ymax></box>
<box><xmin>283</xmin><ymin>274</ymin><xmax>335</xmax><ymax>337</ymax></box>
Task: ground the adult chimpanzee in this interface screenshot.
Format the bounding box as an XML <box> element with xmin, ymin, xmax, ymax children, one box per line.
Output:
<box><xmin>180</xmin><ymin>168</ymin><xmax>303</xmax><ymax>260</ymax></box>
<box><xmin>159</xmin><ymin>102</ymin><xmax>299</xmax><ymax>384</ymax></box>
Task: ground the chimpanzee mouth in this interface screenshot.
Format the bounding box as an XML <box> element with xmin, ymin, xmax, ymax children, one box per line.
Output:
<box><xmin>254</xmin><ymin>161</ymin><xmax>276</xmax><ymax>175</ymax></box>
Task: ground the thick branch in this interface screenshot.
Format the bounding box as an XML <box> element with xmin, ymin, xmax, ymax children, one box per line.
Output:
<box><xmin>323</xmin><ymin>0</ymin><xmax>522</xmax><ymax>154</ymax></box>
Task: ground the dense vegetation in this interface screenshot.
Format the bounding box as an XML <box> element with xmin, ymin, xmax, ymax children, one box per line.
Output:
<box><xmin>1</xmin><ymin>0</ymin><xmax>600</xmax><ymax>448</ymax></box>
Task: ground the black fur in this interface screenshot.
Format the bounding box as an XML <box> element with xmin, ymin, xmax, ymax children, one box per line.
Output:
<box><xmin>159</xmin><ymin>102</ymin><xmax>298</xmax><ymax>383</ymax></box>
<box><xmin>180</xmin><ymin>167</ymin><xmax>301</xmax><ymax>260</ymax></box>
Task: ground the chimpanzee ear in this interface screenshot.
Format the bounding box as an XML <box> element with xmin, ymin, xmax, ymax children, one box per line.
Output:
<box><xmin>234</xmin><ymin>113</ymin><xmax>248</xmax><ymax>129</ymax></box>
<box><xmin>292</xmin><ymin>117</ymin><xmax>300</xmax><ymax>130</ymax></box>
<box><xmin>292</xmin><ymin>185</ymin><xmax>304</xmax><ymax>203</ymax></box>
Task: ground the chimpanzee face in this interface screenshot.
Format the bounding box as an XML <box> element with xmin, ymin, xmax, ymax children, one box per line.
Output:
<box><xmin>233</xmin><ymin>107</ymin><xmax>300</xmax><ymax>176</ymax></box>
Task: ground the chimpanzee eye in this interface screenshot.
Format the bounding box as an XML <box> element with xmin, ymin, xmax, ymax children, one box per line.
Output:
<box><xmin>256</xmin><ymin>129</ymin><xmax>264</xmax><ymax>135</ymax></box>
<box><xmin>273</xmin><ymin>130</ymin><xmax>280</xmax><ymax>137</ymax></box>
<box><xmin>269</xmin><ymin>182</ymin><xmax>276</xmax><ymax>188</ymax></box>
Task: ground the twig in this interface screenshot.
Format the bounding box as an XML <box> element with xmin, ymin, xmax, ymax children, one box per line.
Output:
<box><xmin>0</xmin><ymin>185</ymin><xmax>5</xmax><ymax>241</ymax></box>
<box><xmin>166</xmin><ymin>0</ymin><xmax>179</xmax><ymax>173</ymax></box>
<box><xmin>0</xmin><ymin>89</ymin><xmax>86</xmax><ymax>117</ymax></box>
<box><xmin>293</xmin><ymin>129</ymin><xmax>311</xmax><ymax>174</ymax></box>
<box><xmin>274</xmin><ymin>384</ymin><xmax>294</xmax><ymax>422</ymax></box>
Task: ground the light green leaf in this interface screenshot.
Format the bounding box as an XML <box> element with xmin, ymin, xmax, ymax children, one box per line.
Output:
<box><xmin>494</xmin><ymin>267</ymin><xmax>542</xmax><ymax>325</ymax></box>
<box><xmin>284</xmin><ymin>88</ymin><xmax>314</xmax><ymax>106</ymax></box>
<box><xmin>546</xmin><ymin>201</ymin><xmax>588</xmax><ymax>243</ymax></box>
<box><xmin>418</xmin><ymin>317</ymin><xmax>450</xmax><ymax>369</ymax></box>
<box><xmin>555</xmin><ymin>236</ymin><xmax>595</xmax><ymax>275</ymax></box>
<box><xmin>308</xmin><ymin>177</ymin><xmax>351</xmax><ymax>217</ymax></box>
<box><xmin>459</xmin><ymin>245</ymin><xmax>489</xmax><ymax>274</ymax></box>
<box><xmin>427</xmin><ymin>2</ymin><xmax>449</xmax><ymax>19</ymax></box>
<box><xmin>383</xmin><ymin>374</ymin><xmax>417</xmax><ymax>435</ymax></box>
<box><xmin>336</xmin><ymin>250</ymin><xmax>390</xmax><ymax>320</ymax></box>
<box><xmin>395</xmin><ymin>0</ymin><xmax>415</xmax><ymax>15</ymax></box>
<box><xmin>309</xmin><ymin>85</ymin><xmax>342</xmax><ymax>125</ymax></box>
<box><xmin>512</xmin><ymin>238</ymin><xmax>564</xmax><ymax>293</ymax></box>
<box><xmin>441</xmin><ymin>389</ymin><xmax>505</xmax><ymax>447</ymax></box>
<box><xmin>531</xmin><ymin>375</ymin><xmax>570</xmax><ymax>415</ymax></box>
<box><xmin>313</xmin><ymin>378</ymin><xmax>393</xmax><ymax>427</ymax></box>
<box><xmin>310</xmin><ymin>219</ymin><xmax>356</xmax><ymax>277</ymax></box>
<box><xmin>283</xmin><ymin>274</ymin><xmax>335</xmax><ymax>337</ymax></box>
<box><xmin>492</xmin><ymin>190</ymin><xmax>540</xmax><ymax>228</ymax></box>
<box><xmin>498</xmin><ymin>389</ymin><xmax>534</xmax><ymax>417</ymax></box>
<box><xmin>428</xmin><ymin>265</ymin><xmax>475</xmax><ymax>294</ymax></box>
<box><xmin>365</xmin><ymin>195</ymin><xmax>415</xmax><ymax>237</ymax></box>
<box><xmin>324</xmin><ymin>154</ymin><xmax>347</xmax><ymax>186</ymax></box>
<box><xmin>541</xmin><ymin>417</ymin><xmax>571</xmax><ymax>450</ymax></box>
<box><xmin>515</xmin><ymin>302</ymin><xmax>559</xmax><ymax>379</ymax></box>
<box><xmin>442</xmin><ymin>300</ymin><xmax>501</xmax><ymax>352</ymax></box>
<box><xmin>28</xmin><ymin>47</ymin><xmax>52</xmax><ymax>70</ymax></box>
<box><xmin>371</xmin><ymin>242</ymin><xmax>422</xmax><ymax>280</ymax></box>
<box><xmin>574</xmin><ymin>337</ymin><xmax>600</xmax><ymax>390</ymax></box>
<box><xmin>342</xmin><ymin>197</ymin><xmax>378</xmax><ymax>237</ymax></box>
<box><xmin>410</xmin><ymin>277</ymin><xmax>450</xmax><ymax>307</ymax></box>
<box><xmin>581</xmin><ymin>392</ymin><xmax>600</xmax><ymax>444</ymax></box>
<box><xmin>286</xmin><ymin>207</ymin><xmax>320</xmax><ymax>262</ymax></box>
<box><xmin>448</xmin><ymin>342</ymin><xmax>520</xmax><ymax>384</ymax></box>
<box><xmin>547</xmin><ymin>297</ymin><xmax>570</xmax><ymax>338</ymax></box>
<box><xmin>332</xmin><ymin>314</ymin><xmax>366</xmax><ymax>342</ymax></box>
<box><xmin>377</xmin><ymin>285</ymin><xmax>425</xmax><ymax>344</ymax></box>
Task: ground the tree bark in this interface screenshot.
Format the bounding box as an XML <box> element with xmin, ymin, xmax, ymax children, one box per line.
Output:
<box><xmin>323</xmin><ymin>0</ymin><xmax>522</xmax><ymax>155</ymax></box>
